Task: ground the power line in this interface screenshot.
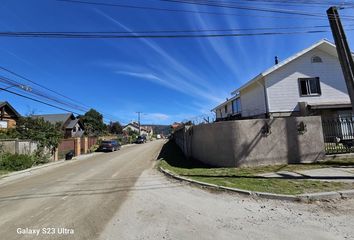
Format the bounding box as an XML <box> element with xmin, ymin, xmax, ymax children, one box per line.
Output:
<box><xmin>0</xmin><ymin>29</ymin><xmax>352</xmax><ymax>39</ymax></box>
<box><xmin>0</xmin><ymin>76</ymin><xmax>88</xmax><ymax>112</ymax></box>
<box><xmin>54</xmin><ymin>0</ymin><xmax>343</xmax><ymax>21</ymax></box>
<box><xmin>162</xmin><ymin>0</ymin><xmax>354</xmax><ymax>20</ymax></box>
<box><xmin>3</xmin><ymin>23</ymin><xmax>352</xmax><ymax>34</ymax></box>
<box><xmin>0</xmin><ymin>65</ymin><xmax>91</xmax><ymax>109</ymax></box>
<box><xmin>199</xmin><ymin>0</ymin><xmax>354</xmax><ymax>8</ymax></box>
<box><xmin>0</xmin><ymin>71</ymin><xmax>120</xmax><ymax>122</ymax></box>
<box><xmin>0</xmin><ymin>87</ymin><xmax>82</xmax><ymax>115</ymax></box>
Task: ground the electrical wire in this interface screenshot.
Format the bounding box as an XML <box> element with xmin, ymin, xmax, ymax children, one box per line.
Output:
<box><xmin>3</xmin><ymin>23</ymin><xmax>353</xmax><ymax>34</ymax></box>
<box><xmin>161</xmin><ymin>0</ymin><xmax>354</xmax><ymax>20</ymax></box>
<box><xmin>0</xmin><ymin>74</ymin><xmax>121</xmax><ymax>122</ymax></box>
<box><xmin>54</xmin><ymin>0</ymin><xmax>346</xmax><ymax>21</ymax></box>
<box><xmin>0</xmin><ymin>87</ymin><xmax>82</xmax><ymax>115</ymax></box>
<box><xmin>0</xmin><ymin>66</ymin><xmax>91</xmax><ymax>109</ymax></box>
<box><xmin>0</xmin><ymin>28</ymin><xmax>352</xmax><ymax>38</ymax></box>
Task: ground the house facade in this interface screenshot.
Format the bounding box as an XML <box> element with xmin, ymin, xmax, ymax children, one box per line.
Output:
<box><xmin>123</xmin><ymin>122</ymin><xmax>153</xmax><ymax>138</ymax></box>
<box><xmin>32</xmin><ymin>113</ymin><xmax>84</xmax><ymax>138</ymax></box>
<box><xmin>0</xmin><ymin>101</ymin><xmax>21</xmax><ymax>129</ymax></box>
<box><xmin>213</xmin><ymin>39</ymin><xmax>353</xmax><ymax>121</ymax></box>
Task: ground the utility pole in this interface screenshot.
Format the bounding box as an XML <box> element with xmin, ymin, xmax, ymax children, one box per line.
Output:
<box><xmin>327</xmin><ymin>6</ymin><xmax>354</xmax><ymax>112</ymax></box>
<box><xmin>136</xmin><ymin>111</ymin><xmax>142</xmax><ymax>135</ymax></box>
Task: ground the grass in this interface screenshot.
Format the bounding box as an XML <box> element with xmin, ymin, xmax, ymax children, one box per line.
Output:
<box><xmin>158</xmin><ymin>141</ymin><xmax>354</xmax><ymax>195</ymax></box>
<box><xmin>0</xmin><ymin>169</ymin><xmax>11</xmax><ymax>177</ymax></box>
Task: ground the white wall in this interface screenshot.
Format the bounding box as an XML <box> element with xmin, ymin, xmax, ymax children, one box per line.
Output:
<box><xmin>240</xmin><ymin>79</ymin><xmax>267</xmax><ymax>117</ymax></box>
<box><xmin>265</xmin><ymin>48</ymin><xmax>349</xmax><ymax>113</ymax></box>
<box><xmin>215</xmin><ymin>101</ymin><xmax>233</xmax><ymax>119</ymax></box>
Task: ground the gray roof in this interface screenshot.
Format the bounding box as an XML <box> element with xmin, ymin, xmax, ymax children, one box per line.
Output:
<box><xmin>32</xmin><ymin>113</ymin><xmax>74</xmax><ymax>127</ymax></box>
<box><xmin>66</xmin><ymin>118</ymin><xmax>79</xmax><ymax>129</ymax></box>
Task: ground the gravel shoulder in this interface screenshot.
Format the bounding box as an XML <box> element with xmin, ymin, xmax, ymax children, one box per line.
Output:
<box><xmin>101</xmin><ymin>165</ymin><xmax>354</xmax><ymax>240</ymax></box>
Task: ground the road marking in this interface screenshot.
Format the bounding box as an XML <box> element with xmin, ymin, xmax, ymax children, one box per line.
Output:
<box><xmin>62</xmin><ymin>195</ymin><xmax>69</xmax><ymax>200</ymax></box>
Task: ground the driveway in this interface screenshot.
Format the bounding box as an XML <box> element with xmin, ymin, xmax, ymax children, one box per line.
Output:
<box><xmin>0</xmin><ymin>140</ymin><xmax>353</xmax><ymax>240</ymax></box>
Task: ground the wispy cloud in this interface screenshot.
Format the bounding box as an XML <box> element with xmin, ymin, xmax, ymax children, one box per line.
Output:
<box><xmin>145</xmin><ymin>113</ymin><xmax>170</xmax><ymax>121</ymax></box>
<box><xmin>93</xmin><ymin>9</ymin><xmax>226</xmax><ymax>104</ymax></box>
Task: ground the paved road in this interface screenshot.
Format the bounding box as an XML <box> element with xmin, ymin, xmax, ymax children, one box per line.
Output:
<box><xmin>1</xmin><ymin>140</ymin><xmax>354</xmax><ymax>240</ymax></box>
<box><xmin>0</xmin><ymin>140</ymin><xmax>165</xmax><ymax>240</ymax></box>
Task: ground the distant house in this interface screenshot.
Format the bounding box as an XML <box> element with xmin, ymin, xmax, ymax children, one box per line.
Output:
<box><xmin>0</xmin><ymin>101</ymin><xmax>21</xmax><ymax>129</ymax></box>
<box><xmin>212</xmin><ymin>39</ymin><xmax>354</xmax><ymax>121</ymax></box>
<box><xmin>32</xmin><ymin>113</ymin><xmax>84</xmax><ymax>138</ymax></box>
<box><xmin>123</xmin><ymin>122</ymin><xmax>140</xmax><ymax>133</ymax></box>
<box><xmin>123</xmin><ymin>122</ymin><xmax>153</xmax><ymax>138</ymax></box>
<box><xmin>171</xmin><ymin>122</ymin><xmax>183</xmax><ymax>132</ymax></box>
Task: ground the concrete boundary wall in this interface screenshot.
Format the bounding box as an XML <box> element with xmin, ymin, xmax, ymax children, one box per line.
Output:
<box><xmin>173</xmin><ymin>116</ymin><xmax>325</xmax><ymax>167</ymax></box>
<box><xmin>0</xmin><ymin>140</ymin><xmax>38</xmax><ymax>155</ymax></box>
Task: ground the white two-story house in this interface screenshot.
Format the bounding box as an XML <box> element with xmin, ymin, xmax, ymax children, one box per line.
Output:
<box><xmin>212</xmin><ymin>39</ymin><xmax>354</xmax><ymax>121</ymax></box>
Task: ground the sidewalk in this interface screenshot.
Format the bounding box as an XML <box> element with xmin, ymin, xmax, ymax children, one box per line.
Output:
<box><xmin>258</xmin><ymin>167</ymin><xmax>354</xmax><ymax>182</ymax></box>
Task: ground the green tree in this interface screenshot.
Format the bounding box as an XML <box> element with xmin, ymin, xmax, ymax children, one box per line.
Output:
<box><xmin>81</xmin><ymin>109</ymin><xmax>106</xmax><ymax>136</ymax></box>
<box><xmin>108</xmin><ymin>121</ymin><xmax>123</xmax><ymax>134</ymax></box>
<box><xmin>16</xmin><ymin>117</ymin><xmax>63</xmax><ymax>151</ymax></box>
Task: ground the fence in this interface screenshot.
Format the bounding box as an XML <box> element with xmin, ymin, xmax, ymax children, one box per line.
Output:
<box><xmin>0</xmin><ymin>137</ymin><xmax>99</xmax><ymax>161</ymax></box>
<box><xmin>173</xmin><ymin>116</ymin><xmax>325</xmax><ymax>168</ymax></box>
<box><xmin>0</xmin><ymin>139</ymin><xmax>38</xmax><ymax>155</ymax></box>
<box><xmin>56</xmin><ymin>137</ymin><xmax>98</xmax><ymax>160</ymax></box>
<box><xmin>57</xmin><ymin>138</ymin><xmax>76</xmax><ymax>160</ymax></box>
<box><xmin>322</xmin><ymin>117</ymin><xmax>354</xmax><ymax>154</ymax></box>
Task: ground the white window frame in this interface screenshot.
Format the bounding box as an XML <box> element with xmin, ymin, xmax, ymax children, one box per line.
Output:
<box><xmin>0</xmin><ymin>120</ymin><xmax>8</xmax><ymax>129</ymax></box>
<box><xmin>298</xmin><ymin>77</ymin><xmax>321</xmax><ymax>97</ymax></box>
<box><xmin>232</xmin><ymin>98</ymin><xmax>241</xmax><ymax>114</ymax></box>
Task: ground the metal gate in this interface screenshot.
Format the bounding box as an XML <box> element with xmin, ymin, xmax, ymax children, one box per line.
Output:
<box><xmin>322</xmin><ymin>117</ymin><xmax>354</xmax><ymax>154</ymax></box>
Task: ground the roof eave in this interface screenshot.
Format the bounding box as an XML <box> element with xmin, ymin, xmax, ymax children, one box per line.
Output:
<box><xmin>230</xmin><ymin>39</ymin><xmax>335</xmax><ymax>95</ymax></box>
<box><xmin>211</xmin><ymin>95</ymin><xmax>238</xmax><ymax>111</ymax></box>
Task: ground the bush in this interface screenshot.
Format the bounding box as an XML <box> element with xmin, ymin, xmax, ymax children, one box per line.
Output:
<box><xmin>33</xmin><ymin>150</ymin><xmax>51</xmax><ymax>165</ymax></box>
<box><xmin>0</xmin><ymin>153</ymin><xmax>35</xmax><ymax>171</ymax></box>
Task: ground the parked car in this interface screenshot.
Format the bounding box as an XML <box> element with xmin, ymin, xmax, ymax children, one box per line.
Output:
<box><xmin>135</xmin><ymin>135</ymin><xmax>146</xmax><ymax>144</ymax></box>
<box><xmin>98</xmin><ymin>140</ymin><xmax>121</xmax><ymax>152</ymax></box>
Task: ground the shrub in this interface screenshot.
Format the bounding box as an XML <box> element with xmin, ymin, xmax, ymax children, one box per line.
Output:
<box><xmin>0</xmin><ymin>153</ymin><xmax>35</xmax><ymax>171</ymax></box>
<box><xmin>33</xmin><ymin>150</ymin><xmax>51</xmax><ymax>165</ymax></box>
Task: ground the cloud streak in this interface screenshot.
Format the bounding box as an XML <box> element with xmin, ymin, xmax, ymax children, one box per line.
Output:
<box><xmin>94</xmin><ymin>9</ymin><xmax>226</xmax><ymax>104</ymax></box>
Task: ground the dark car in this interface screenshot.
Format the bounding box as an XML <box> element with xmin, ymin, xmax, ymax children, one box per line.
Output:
<box><xmin>135</xmin><ymin>135</ymin><xmax>146</xmax><ymax>144</ymax></box>
<box><xmin>98</xmin><ymin>140</ymin><xmax>121</xmax><ymax>152</ymax></box>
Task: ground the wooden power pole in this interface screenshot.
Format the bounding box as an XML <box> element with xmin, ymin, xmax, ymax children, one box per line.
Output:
<box><xmin>136</xmin><ymin>111</ymin><xmax>142</xmax><ymax>135</ymax></box>
<box><xmin>327</xmin><ymin>6</ymin><xmax>354</xmax><ymax>111</ymax></box>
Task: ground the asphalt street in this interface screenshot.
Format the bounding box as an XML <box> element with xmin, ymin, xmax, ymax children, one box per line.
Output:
<box><xmin>0</xmin><ymin>140</ymin><xmax>353</xmax><ymax>240</ymax></box>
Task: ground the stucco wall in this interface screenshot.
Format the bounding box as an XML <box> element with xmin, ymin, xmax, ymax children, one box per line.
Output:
<box><xmin>174</xmin><ymin>116</ymin><xmax>325</xmax><ymax>167</ymax></box>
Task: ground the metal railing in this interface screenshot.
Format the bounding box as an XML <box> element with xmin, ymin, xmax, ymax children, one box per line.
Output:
<box><xmin>322</xmin><ymin>117</ymin><xmax>354</xmax><ymax>154</ymax></box>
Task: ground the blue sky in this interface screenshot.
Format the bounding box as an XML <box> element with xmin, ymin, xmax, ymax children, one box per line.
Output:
<box><xmin>0</xmin><ymin>0</ymin><xmax>353</xmax><ymax>125</ymax></box>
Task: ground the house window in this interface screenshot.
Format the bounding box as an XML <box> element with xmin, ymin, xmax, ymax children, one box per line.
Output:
<box><xmin>0</xmin><ymin>121</ymin><xmax>8</xmax><ymax>128</ymax></box>
<box><xmin>232</xmin><ymin>98</ymin><xmax>241</xmax><ymax>114</ymax></box>
<box><xmin>224</xmin><ymin>105</ymin><xmax>228</xmax><ymax>114</ymax></box>
<box><xmin>311</xmin><ymin>56</ymin><xmax>322</xmax><ymax>63</ymax></box>
<box><xmin>299</xmin><ymin>77</ymin><xmax>321</xmax><ymax>96</ymax></box>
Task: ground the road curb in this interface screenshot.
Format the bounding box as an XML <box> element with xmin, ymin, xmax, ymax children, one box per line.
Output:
<box><xmin>158</xmin><ymin>166</ymin><xmax>354</xmax><ymax>202</ymax></box>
